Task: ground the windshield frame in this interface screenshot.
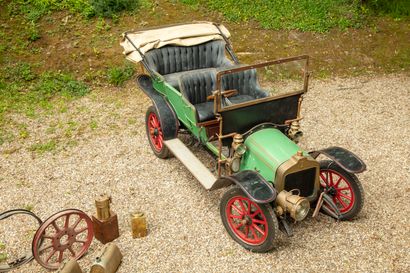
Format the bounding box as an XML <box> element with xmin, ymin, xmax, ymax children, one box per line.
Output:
<box><xmin>215</xmin><ymin>55</ymin><xmax>310</xmax><ymax>113</ymax></box>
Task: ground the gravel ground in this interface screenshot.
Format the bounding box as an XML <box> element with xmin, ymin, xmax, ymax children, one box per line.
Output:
<box><xmin>0</xmin><ymin>74</ymin><xmax>409</xmax><ymax>272</ymax></box>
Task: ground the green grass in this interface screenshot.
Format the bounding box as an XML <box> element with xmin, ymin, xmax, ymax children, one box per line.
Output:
<box><xmin>180</xmin><ymin>0</ymin><xmax>409</xmax><ymax>32</ymax></box>
<box><xmin>0</xmin><ymin>62</ymin><xmax>89</xmax><ymax>132</ymax></box>
<box><xmin>180</xmin><ymin>0</ymin><xmax>364</xmax><ymax>32</ymax></box>
<box><xmin>107</xmin><ymin>63</ymin><xmax>135</xmax><ymax>86</ymax></box>
<box><xmin>29</xmin><ymin>140</ymin><xmax>57</xmax><ymax>153</ymax></box>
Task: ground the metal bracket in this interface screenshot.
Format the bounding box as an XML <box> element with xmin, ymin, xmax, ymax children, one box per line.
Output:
<box><xmin>279</xmin><ymin>216</ymin><xmax>293</xmax><ymax>237</ymax></box>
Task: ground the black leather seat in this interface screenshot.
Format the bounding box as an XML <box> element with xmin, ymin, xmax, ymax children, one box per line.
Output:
<box><xmin>221</xmin><ymin>69</ymin><xmax>268</xmax><ymax>104</ymax></box>
<box><xmin>179</xmin><ymin>69</ymin><xmax>269</xmax><ymax>122</ymax></box>
<box><xmin>179</xmin><ymin>72</ymin><xmax>216</xmax><ymax>122</ymax></box>
<box><xmin>144</xmin><ymin>40</ymin><xmax>233</xmax><ymax>89</ymax></box>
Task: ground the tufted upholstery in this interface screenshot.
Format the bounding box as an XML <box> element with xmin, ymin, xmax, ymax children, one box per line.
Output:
<box><xmin>144</xmin><ymin>40</ymin><xmax>233</xmax><ymax>88</ymax></box>
<box><xmin>179</xmin><ymin>69</ymin><xmax>269</xmax><ymax>122</ymax></box>
<box><xmin>221</xmin><ymin>69</ymin><xmax>268</xmax><ymax>100</ymax></box>
<box><xmin>179</xmin><ymin>72</ymin><xmax>216</xmax><ymax>122</ymax></box>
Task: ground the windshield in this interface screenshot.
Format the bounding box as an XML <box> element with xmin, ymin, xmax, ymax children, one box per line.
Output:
<box><xmin>216</xmin><ymin>55</ymin><xmax>309</xmax><ymax>111</ymax></box>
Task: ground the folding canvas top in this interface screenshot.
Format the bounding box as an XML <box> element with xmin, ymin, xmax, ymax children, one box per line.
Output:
<box><xmin>120</xmin><ymin>22</ymin><xmax>231</xmax><ymax>63</ymax></box>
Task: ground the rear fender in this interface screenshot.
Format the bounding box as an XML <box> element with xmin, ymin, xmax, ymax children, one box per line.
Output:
<box><xmin>309</xmin><ymin>146</ymin><xmax>366</xmax><ymax>173</ymax></box>
<box><xmin>137</xmin><ymin>74</ymin><xmax>178</xmax><ymax>140</ymax></box>
<box><xmin>211</xmin><ymin>170</ymin><xmax>277</xmax><ymax>203</ymax></box>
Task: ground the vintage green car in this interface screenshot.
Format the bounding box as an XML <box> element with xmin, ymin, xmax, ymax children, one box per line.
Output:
<box><xmin>121</xmin><ymin>22</ymin><xmax>366</xmax><ymax>252</ymax></box>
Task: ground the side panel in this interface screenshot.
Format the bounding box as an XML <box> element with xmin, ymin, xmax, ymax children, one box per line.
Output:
<box><xmin>220</xmin><ymin>94</ymin><xmax>301</xmax><ymax>135</ymax></box>
<box><xmin>152</xmin><ymin>80</ymin><xmax>204</xmax><ymax>139</ymax></box>
<box><xmin>241</xmin><ymin>128</ymin><xmax>300</xmax><ymax>182</ymax></box>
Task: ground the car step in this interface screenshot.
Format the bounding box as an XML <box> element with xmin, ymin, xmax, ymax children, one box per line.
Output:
<box><xmin>164</xmin><ymin>138</ymin><xmax>216</xmax><ymax>190</ymax></box>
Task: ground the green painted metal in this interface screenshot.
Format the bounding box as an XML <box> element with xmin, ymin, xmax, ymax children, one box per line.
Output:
<box><xmin>240</xmin><ymin>128</ymin><xmax>301</xmax><ymax>182</ymax></box>
<box><xmin>152</xmin><ymin>78</ymin><xmax>220</xmax><ymax>156</ymax></box>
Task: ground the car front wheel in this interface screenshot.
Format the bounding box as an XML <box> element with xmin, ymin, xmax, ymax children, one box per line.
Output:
<box><xmin>220</xmin><ymin>186</ymin><xmax>278</xmax><ymax>252</ymax></box>
<box><xmin>319</xmin><ymin>160</ymin><xmax>364</xmax><ymax>220</ymax></box>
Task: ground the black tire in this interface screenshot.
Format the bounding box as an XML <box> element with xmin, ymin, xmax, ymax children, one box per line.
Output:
<box><xmin>319</xmin><ymin>160</ymin><xmax>364</xmax><ymax>220</ymax></box>
<box><xmin>145</xmin><ymin>105</ymin><xmax>171</xmax><ymax>159</ymax></box>
<box><xmin>220</xmin><ymin>186</ymin><xmax>278</xmax><ymax>252</ymax></box>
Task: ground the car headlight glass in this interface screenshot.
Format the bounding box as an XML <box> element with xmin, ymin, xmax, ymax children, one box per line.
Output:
<box><xmin>293</xmin><ymin>199</ymin><xmax>310</xmax><ymax>221</ymax></box>
<box><xmin>230</xmin><ymin>157</ymin><xmax>241</xmax><ymax>173</ymax></box>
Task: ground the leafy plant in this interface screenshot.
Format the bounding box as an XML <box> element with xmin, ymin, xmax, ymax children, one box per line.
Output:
<box><xmin>107</xmin><ymin>64</ymin><xmax>134</xmax><ymax>86</ymax></box>
<box><xmin>89</xmin><ymin>0</ymin><xmax>139</xmax><ymax>18</ymax></box>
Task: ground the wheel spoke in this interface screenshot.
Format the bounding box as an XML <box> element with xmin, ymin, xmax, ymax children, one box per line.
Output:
<box><xmin>247</xmin><ymin>200</ymin><xmax>251</xmax><ymax>214</ymax></box>
<box><xmin>249</xmin><ymin>225</ymin><xmax>258</xmax><ymax>239</ymax></box>
<box><xmin>339</xmin><ymin>192</ymin><xmax>352</xmax><ymax>200</ymax></box>
<box><xmin>231</xmin><ymin>204</ymin><xmax>243</xmax><ymax>215</ymax></box>
<box><xmin>250</xmin><ymin>209</ymin><xmax>261</xmax><ymax>218</ymax></box>
<box><xmin>39</xmin><ymin>244</ymin><xmax>54</xmax><ymax>252</ymax></box>
<box><xmin>329</xmin><ymin>172</ymin><xmax>334</xmax><ymax>186</ymax></box>
<box><xmin>337</xmin><ymin>186</ymin><xmax>350</xmax><ymax>191</ymax></box>
<box><xmin>229</xmin><ymin>214</ymin><xmax>242</xmax><ymax>219</ymax></box>
<box><xmin>74</xmin><ymin>226</ymin><xmax>88</xmax><ymax>235</ymax></box>
<box><xmin>46</xmin><ymin>250</ymin><xmax>57</xmax><ymax>263</ymax></box>
<box><xmin>239</xmin><ymin>200</ymin><xmax>246</xmax><ymax>214</ymax></box>
<box><xmin>244</xmin><ymin>226</ymin><xmax>249</xmax><ymax>237</ymax></box>
<box><xmin>72</xmin><ymin>216</ymin><xmax>83</xmax><ymax>229</ymax></box>
<box><xmin>234</xmin><ymin>222</ymin><xmax>244</xmax><ymax>229</ymax></box>
<box><xmin>252</xmin><ymin>223</ymin><xmax>265</xmax><ymax>236</ymax></box>
<box><xmin>320</xmin><ymin>173</ymin><xmax>329</xmax><ymax>186</ymax></box>
<box><xmin>334</xmin><ymin>177</ymin><xmax>342</xmax><ymax>187</ymax></box>
<box><xmin>52</xmin><ymin>222</ymin><xmax>60</xmax><ymax>232</ymax></box>
<box><xmin>252</xmin><ymin>218</ymin><xmax>266</xmax><ymax>225</ymax></box>
<box><xmin>68</xmin><ymin>246</ymin><xmax>76</xmax><ymax>256</ymax></box>
<box><xmin>57</xmin><ymin>250</ymin><xmax>64</xmax><ymax>263</ymax></box>
<box><xmin>64</xmin><ymin>214</ymin><xmax>70</xmax><ymax>229</ymax></box>
<box><xmin>336</xmin><ymin>195</ymin><xmax>348</xmax><ymax>208</ymax></box>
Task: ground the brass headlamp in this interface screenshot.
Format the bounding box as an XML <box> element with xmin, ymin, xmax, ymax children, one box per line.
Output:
<box><xmin>275</xmin><ymin>190</ymin><xmax>310</xmax><ymax>221</ymax></box>
<box><xmin>227</xmin><ymin>134</ymin><xmax>247</xmax><ymax>173</ymax></box>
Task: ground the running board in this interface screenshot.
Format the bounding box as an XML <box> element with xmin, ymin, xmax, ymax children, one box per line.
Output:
<box><xmin>164</xmin><ymin>139</ymin><xmax>216</xmax><ymax>190</ymax></box>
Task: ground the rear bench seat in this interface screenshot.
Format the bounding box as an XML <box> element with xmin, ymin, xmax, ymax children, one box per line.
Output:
<box><xmin>144</xmin><ymin>40</ymin><xmax>233</xmax><ymax>89</ymax></box>
<box><xmin>179</xmin><ymin>69</ymin><xmax>269</xmax><ymax>123</ymax></box>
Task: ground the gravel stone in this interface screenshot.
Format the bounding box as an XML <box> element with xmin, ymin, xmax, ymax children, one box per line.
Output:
<box><xmin>0</xmin><ymin>74</ymin><xmax>409</xmax><ymax>272</ymax></box>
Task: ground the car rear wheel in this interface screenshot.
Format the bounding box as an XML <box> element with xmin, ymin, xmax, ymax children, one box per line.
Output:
<box><xmin>145</xmin><ymin>105</ymin><xmax>171</xmax><ymax>159</ymax></box>
<box><xmin>319</xmin><ymin>160</ymin><xmax>364</xmax><ymax>220</ymax></box>
<box><xmin>220</xmin><ymin>186</ymin><xmax>278</xmax><ymax>252</ymax></box>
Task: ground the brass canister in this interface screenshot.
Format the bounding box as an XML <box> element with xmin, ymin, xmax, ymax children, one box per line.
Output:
<box><xmin>90</xmin><ymin>243</ymin><xmax>122</xmax><ymax>273</ymax></box>
<box><xmin>130</xmin><ymin>212</ymin><xmax>147</xmax><ymax>238</ymax></box>
<box><xmin>95</xmin><ymin>194</ymin><xmax>111</xmax><ymax>221</ymax></box>
<box><xmin>56</xmin><ymin>258</ymin><xmax>83</xmax><ymax>273</ymax></box>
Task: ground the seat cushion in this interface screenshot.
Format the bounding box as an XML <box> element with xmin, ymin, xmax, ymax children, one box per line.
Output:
<box><xmin>195</xmin><ymin>101</ymin><xmax>215</xmax><ymax>122</ymax></box>
<box><xmin>164</xmin><ymin>68</ymin><xmax>217</xmax><ymax>89</ymax></box>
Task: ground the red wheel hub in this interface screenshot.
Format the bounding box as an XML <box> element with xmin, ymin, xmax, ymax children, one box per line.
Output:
<box><xmin>226</xmin><ymin>196</ymin><xmax>268</xmax><ymax>245</ymax></box>
<box><xmin>320</xmin><ymin>170</ymin><xmax>355</xmax><ymax>213</ymax></box>
<box><xmin>148</xmin><ymin>112</ymin><xmax>164</xmax><ymax>152</ymax></box>
<box><xmin>32</xmin><ymin>209</ymin><xmax>94</xmax><ymax>270</ymax></box>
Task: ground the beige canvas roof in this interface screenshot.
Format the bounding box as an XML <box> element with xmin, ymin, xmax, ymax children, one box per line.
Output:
<box><xmin>120</xmin><ymin>22</ymin><xmax>230</xmax><ymax>63</ymax></box>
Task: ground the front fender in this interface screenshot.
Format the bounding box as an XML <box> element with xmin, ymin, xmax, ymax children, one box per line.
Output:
<box><xmin>137</xmin><ymin>74</ymin><xmax>178</xmax><ymax>140</ymax></box>
<box><xmin>309</xmin><ymin>146</ymin><xmax>366</xmax><ymax>173</ymax></box>
<box><xmin>211</xmin><ymin>170</ymin><xmax>277</xmax><ymax>203</ymax></box>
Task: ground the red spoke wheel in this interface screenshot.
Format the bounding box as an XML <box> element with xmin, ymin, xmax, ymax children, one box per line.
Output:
<box><xmin>319</xmin><ymin>160</ymin><xmax>364</xmax><ymax>220</ymax></box>
<box><xmin>220</xmin><ymin>186</ymin><xmax>278</xmax><ymax>252</ymax></box>
<box><xmin>32</xmin><ymin>209</ymin><xmax>94</xmax><ymax>270</ymax></box>
<box><xmin>145</xmin><ymin>105</ymin><xmax>171</xmax><ymax>159</ymax></box>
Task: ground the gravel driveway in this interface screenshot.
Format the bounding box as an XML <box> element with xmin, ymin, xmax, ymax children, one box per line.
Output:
<box><xmin>0</xmin><ymin>74</ymin><xmax>409</xmax><ymax>272</ymax></box>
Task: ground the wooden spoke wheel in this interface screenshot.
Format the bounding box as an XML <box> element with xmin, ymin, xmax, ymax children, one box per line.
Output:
<box><xmin>32</xmin><ymin>209</ymin><xmax>93</xmax><ymax>270</ymax></box>
<box><xmin>319</xmin><ymin>160</ymin><xmax>364</xmax><ymax>220</ymax></box>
